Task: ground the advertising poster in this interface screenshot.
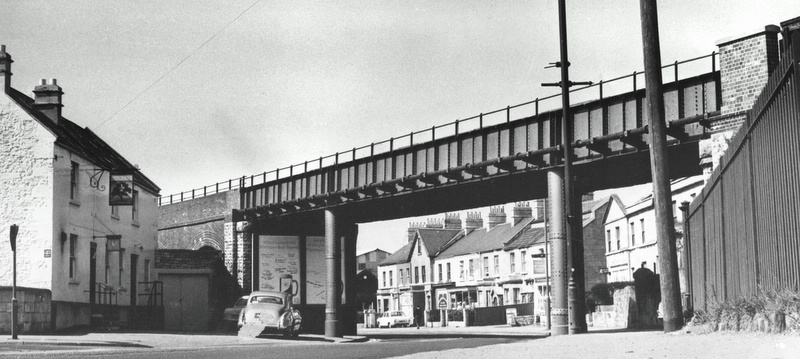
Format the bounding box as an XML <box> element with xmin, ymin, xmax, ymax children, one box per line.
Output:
<box><xmin>305</xmin><ymin>236</ymin><xmax>326</xmax><ymax>304</ymax></box>
<box><xmin>258</xmin><ymin>235</ymin><xmax>301</xmax><ymax>304</ymax></box>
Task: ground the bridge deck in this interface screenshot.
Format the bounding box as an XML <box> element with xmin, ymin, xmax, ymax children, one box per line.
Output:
<box><xmin>234</xmin><ymin>66</ymin><xmax>720</xmax><ymax>226</ymax></box>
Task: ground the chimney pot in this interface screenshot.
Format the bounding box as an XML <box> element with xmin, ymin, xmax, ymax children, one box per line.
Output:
<box><xmin>41</xmin><ymin>79</ymin><xmax>46</xmax><ymax>85</ymax></box>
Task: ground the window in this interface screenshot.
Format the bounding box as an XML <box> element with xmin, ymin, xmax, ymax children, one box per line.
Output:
<box><xmin>132</xmin><ymin>190</ymin><xmax>139</xmax><ymax>221</ymax></box>
<box><xmin>513</xmin><ymin>288</ymin><xmax>521</xmax><ymax>304</ymax></box>
<box><xmin>521</xmin><ymin>250</ymin><xmax>527</xmax><ymax>272</ymax></box>
<box><xmin>630</xmin><ymin>222</ymin><xmax>636</xmax><ymax>246</ymax></box>
<box><xmin>400</xmin><ymin>269</ymin><xmax>405</xmax><ymax>285</ymax></box>
<box><xmin>467</xmin><ymin>259</ymin><xmax>473</xmax><ymax>278</ymax></box>
<box><xmin>389</xmin><ymin>270</ymin><xmax>393</xmax><ymax>286</ymax></box>
<box><xmin>615</xmin><ymin>227</ymin><xmax>620</xmax><ymax>250</ymax></box>
<box><xmin>446</xmin><ymin>263</ymin><xmax>451</xmax><ymax>282</ymax></box>
<box><xmin>606</xmin><ymin>229</ymin><xmax>611</xmax><ymax>252</ymax></box>
<box><xmin>70</xmin><ymin>162</ymin><xmax>79</xmax><ymax>200</ymax></box>
<box><xmin>383</xmin><ymin>272</ymin><xmax>386</xmax><ymax>287</ymax></box>
<box><xmin>421</xmin><ymin>266</ymin><xmax>426</xmax><ymax>283</ymax></box>
<box><xmin>144</xmin><ymin>259</ymin><xmax>150</xmax><ymax>282</ymax></box>
<box><xmin>111</xmin><ymin>205</ymin><xmax>119</xmax><ymax>218</ymax></box>
<box><xmin>69</xmin><ymin>234</ymin><xmax>77</xmax><ymax>279</ymax></box>
<box><xmin>407</xmin><ymin>269</ymin><xmax>411</xmax><ymax>284</ymax></box>
<box><xmin>510</xmin><ymin>252</ymin><xmax>516</xmax><ymax>273</ymax></box>
<box><xmin>641</xmin><ymin>218</ymin><xmax>646</xmax><ymax>242</ymax></box>
<box><xmin>459</xmin><ymin>261</ymin><xmax>464</xmax><ymax>279</ymax></box>
<box><xmin>483</xmin><ymin>256</ymin><xmax>489</xmax><ymax>276</ymax></box>
<box><xmin>415</xmin><ymin>267</ymin><xmax>419</xmax><ymax>283</ymax></box>
<box><xmin>494</xmin><ymin>255</ymin><xmax>499</xmax><ymax>274</ymax></box>
<box><xmin>417</xmin><ymin>241</ymin><xmax>422</xmax><ymax>256</ymax></box>
<box><xmin>358</xmin><ymin>262</ymin><xmax>366</xmax><ymax>270</ymax></box>
<box><xmin>438</xmin><ymin>264</ymin><xmax>442</xmax><ymax>282</ymax></box>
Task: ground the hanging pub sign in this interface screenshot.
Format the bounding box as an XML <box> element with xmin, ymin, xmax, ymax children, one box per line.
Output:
<box><xmin>109</xmin><ymin>173</ymin><xmax>135</xmax><ymax>206</ymax></box>
<box><xmin>106</xmin><ymin>235</ymin><xmax>121</xmax><ymax>251</ymax></box>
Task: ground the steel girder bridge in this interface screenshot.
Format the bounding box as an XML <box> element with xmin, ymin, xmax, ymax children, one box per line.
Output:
<box><xmin>232</xmin><ymin>54</ymin><xmax>723</xmax><ymax>337</ymax></box>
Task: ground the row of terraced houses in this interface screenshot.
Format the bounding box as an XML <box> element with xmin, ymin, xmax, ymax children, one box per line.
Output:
<box><xmin>375</xmin><ymin>176</ymin><xmax>704</xmax><ymax>324</ymax></box>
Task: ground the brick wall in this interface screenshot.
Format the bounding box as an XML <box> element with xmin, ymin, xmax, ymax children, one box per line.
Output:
<box><xmin>157</xmin><ymin>190</ymin><xmax>239</xmax><ymax>250</ymax></box>
<box><xmin>700</xmin><ymin>25</ymin><xmax>781</xmax><ymax>174</ymax></box>
<box><xmin>717</xmin><ymin>25</ymin><xmax>781</xmax><ymax>128</ymax></box>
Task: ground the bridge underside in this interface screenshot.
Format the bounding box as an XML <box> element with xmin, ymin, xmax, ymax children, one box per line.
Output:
<box><xmin>245</xmin><ymin>141</ymin><xmax>701</xmax><ymax>234</ymax></box>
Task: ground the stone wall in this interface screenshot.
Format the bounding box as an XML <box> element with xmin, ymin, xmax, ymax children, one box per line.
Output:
<box><xmin>0</xmin><ymin>94</ymin><xmax>55</xmax><ymax>290</ymax></box>
<box><xmin>0</xmin><ymin>287</ymin><xmax>52</xmax><ymax>333</ymax></box>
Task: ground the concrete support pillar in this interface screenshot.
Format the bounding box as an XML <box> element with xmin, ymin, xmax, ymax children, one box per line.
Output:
<box><xmin>547</xmin><ymin>168</ymin><xmax>569</xmax><ymax>336</ymax></box>
<box><xmin>342</xmin><ymin>222</ymin><xmax>358</xmax><ymax>336</ymax></box>
<box><xmin>325</xmin><ymin>209</ymin><xmax>342</xmax><ymax>338</ymax></box>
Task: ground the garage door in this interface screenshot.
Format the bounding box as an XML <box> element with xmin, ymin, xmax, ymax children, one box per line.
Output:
<box><xmin>161</xmin><ymin>274</ymin><xmax>209</xmax><ymax>332</ymax></box>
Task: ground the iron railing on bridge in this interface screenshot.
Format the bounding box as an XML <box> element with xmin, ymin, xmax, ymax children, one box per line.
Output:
<box><xmin>684</xmin><ymin>34</ymin><xmax>800</xmax><ymax>311</ymax></box>
<box><xmin>159</xmin><ymin>52</ymin><xmax>720</xmax><ymax>207</ymax></box>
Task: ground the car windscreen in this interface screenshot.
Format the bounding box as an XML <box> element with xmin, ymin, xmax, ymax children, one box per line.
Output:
<box><xmin>250</xmin><ymin>295</ymin><xmax>283</xmax><ymax>305</ymax></box>
<box><xmin>234</xmin><ymin>298</ymin><xmax>248</xmax><ymax>307</ymax></box>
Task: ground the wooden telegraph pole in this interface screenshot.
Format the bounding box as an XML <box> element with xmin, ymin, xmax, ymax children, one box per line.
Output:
<box><xmin>639</xmin><ymin>0</ymin><xmax>683</xmax><ymax>332</ymax></box>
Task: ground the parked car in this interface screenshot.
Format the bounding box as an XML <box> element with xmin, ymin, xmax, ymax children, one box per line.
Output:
<box><xmin>377</xmin><ymin>311</ymin><xmax>414</xmax><ymax>328</ymax></box>
<box><xmin>222</xmin><ymin>296</ymin><xmax>248</xmax><ymax>330</ymax></box>
<box><xmin>238</xmin><ymin>291</ymin><xmax>302</xmax><ymax>338</ymax></box>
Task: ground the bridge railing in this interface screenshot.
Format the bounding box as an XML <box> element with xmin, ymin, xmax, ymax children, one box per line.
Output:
<box><xmin>160</xmin><ymin>52</ymin><xmax>719</xmax><ymax>207</ymax></box>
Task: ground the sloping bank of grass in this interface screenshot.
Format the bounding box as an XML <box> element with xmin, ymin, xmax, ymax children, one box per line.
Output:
<box><xmin>685</xmin><ymin>288</ymin><xmax>800</xmax><ymax>334</ymax></box>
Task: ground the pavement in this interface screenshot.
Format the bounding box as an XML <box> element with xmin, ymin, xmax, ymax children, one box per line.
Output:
<box><xmin>3</xmin><ymin>324</ymin><xmax>800</xmax><ymax>358</ymax></box>
<box><xmin>0</xmin><ymin>323</ymin><xmax>547</xmax><ymax>349</ymax></box>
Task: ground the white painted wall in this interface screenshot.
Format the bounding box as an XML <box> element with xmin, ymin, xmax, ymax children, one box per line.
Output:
<box><xmin>0</xmin><ymin>94</ymin><xmax>56</xmax><ymax>289</ymax></box>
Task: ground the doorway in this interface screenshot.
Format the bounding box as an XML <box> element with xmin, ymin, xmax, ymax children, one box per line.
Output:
<box><xmin>130</xmin><ymin>254</ymin><xmax>138</xmax><ymax>306</ymax></box>
<box><xmin>90</xmin><ymin>243</ymin><xmax>97</xmax><ymax>304</ymax></box>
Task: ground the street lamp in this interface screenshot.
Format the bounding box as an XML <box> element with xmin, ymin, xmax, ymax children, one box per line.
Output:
<box><xmin>532</xmin><ymin>248</ymin><xmax>550</xmax><ymax>329</ymax></box>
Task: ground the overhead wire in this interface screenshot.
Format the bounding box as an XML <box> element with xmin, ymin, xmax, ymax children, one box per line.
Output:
<box><xmin>94</xmin><ymin>0</ymin><xmax>262</xmax><ymax>130</ymax></box>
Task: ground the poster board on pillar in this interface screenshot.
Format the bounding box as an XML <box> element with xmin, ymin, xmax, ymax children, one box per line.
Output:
<box><xmin>109</xmin><ymin>173</ymin><xmax>135</xmax><ymax>206</ymax></box>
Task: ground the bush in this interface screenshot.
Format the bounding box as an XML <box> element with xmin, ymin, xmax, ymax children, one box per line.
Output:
<box><xmin>589</xmin><ymin>281</ymin><xmax>635</xmax><ymax>305</ymax></box>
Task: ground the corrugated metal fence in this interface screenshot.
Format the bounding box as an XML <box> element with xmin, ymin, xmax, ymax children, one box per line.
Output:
<box><xmin>686</xmin><ymin>32</ymin><xmax>800</xmax><ymax>311</ymax></box>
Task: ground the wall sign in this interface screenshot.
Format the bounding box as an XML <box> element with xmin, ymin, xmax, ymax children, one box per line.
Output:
<box><xmin>44</xmin><ymin>249</ymin><xmax>51</xmax><ymax>258</ymax></box>
<box><xmin>109</xmin><ymin>173</ymin><xmax>135</xmax><ymax>206</ymax></box>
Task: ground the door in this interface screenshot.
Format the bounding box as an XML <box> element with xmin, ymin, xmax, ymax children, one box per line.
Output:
<box><xmin>89</xmin><ymin>243</ymin><xmax>97</xmax><ymax>304</ymax></box>
<box><xmin>130</xmin><ymin>254</ymin><xmax>138</xmax><ymax>306</ymax></box>
<box><xmin>162</xmin><ymin>274</ymin><xmax>209</xmax><ymax>331</ymax></box>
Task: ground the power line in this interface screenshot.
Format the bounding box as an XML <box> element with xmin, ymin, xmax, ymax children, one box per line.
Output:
<box><xmin>95</xmin><ymin>0</ymin><xmax>261</xmax><ymax>130</ymax></box>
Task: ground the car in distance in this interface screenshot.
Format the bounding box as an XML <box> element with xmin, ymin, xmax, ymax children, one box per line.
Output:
<box><xmin>222</xmin><ymin>296</ymin><xmax>248</xmax><ymax>330</ymax></box>
<box><xmin>377</xmin><ymin>311</ymin><xmax>414</xmax><ymax>328</ymax></box>
<box><xmin>238</xmin><ymin>291</ymin><xmax>302</xmax><ymax>338</ymax></box>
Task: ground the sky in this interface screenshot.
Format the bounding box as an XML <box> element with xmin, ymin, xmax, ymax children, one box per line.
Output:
<box><xmin>2</xmin><ymin>1</ymin><xmax>795</xmax><ymax>254</ymax></box>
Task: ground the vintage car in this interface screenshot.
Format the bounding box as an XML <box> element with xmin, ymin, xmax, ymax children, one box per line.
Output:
<box><xmin>377</xmin><ymin>310</ymin><xmax>414</xmax><ymax>328</ymax></box>
<box><xmin>222</xmin><ymin>296</ymin><xmax>248</xmax><ymax>330</ymax></box>
<box><xmin>238</xmin><ymin>291</ymin><xmax>302</xmax><ymax>338</ymax></box>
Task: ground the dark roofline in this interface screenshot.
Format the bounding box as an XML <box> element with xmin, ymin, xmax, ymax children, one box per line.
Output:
<box><xmin>6</xmin><ymin>87</ymin><xmax>160</xmax><ymax>195</ymax></box>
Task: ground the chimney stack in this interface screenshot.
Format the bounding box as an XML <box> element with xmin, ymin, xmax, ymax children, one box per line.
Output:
<box><xmin>407</xmin><ymin>222</ymin><xmax>423</xmax><ymax>243</ymax></box>
<box><xmin>465</xmin><ymin>212</ymin><xmax>483</xmax><ymax>234</ymax></box>
<box><xmin>488</xmin><ymin>206</ymin><xmax>506</xmax><ymax>229</ymax></box>
<box><xmin>444</xmin><ymin>213</ymin><xmax>462</xmax><ymax>229</ymax></box>
<box><xmin>0</xmin><ymin>45</ymin><xmax>12</xmax><ymax>93</ymax></box>
<box><xmin>33</xmin><ymin>78</ymin><xmax>63</xmax><ymax>125</ymax></box>
<box><xmin>425</xmin><ymin>218</ymin><xmax>444</xmax><ymax>229</ymax></box>
<box><xmin>512</xmin><ymin>202</ymin><xmax>533</xmax><ymax>225</ymax></box>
